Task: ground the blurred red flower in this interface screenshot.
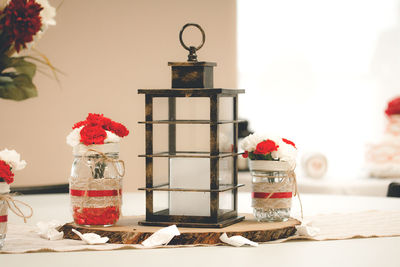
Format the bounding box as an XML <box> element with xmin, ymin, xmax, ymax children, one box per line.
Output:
<box><xmin>385</xmin><ymin>97</ymin><xmax>400</xmax><ymax>116</ymax></box>
<box><xmin>2</xmin><ymin>0</ymin><xmax>43</xmax><ymax>52</ymax></box>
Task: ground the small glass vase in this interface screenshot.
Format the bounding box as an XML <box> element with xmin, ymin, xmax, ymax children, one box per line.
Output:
<box><xmin>0</xmin><ymin>182</ymin><xmax>10</xmax><ymax>249</ymax></box>
<box><xmin>249</xmin><ymin>160</ymin><xmax>295</xmax><ymax>222</ymax></box>
<box><xmin>69</xmin><ymin>143</ymin><xmax>124</xmax><ymax>227</ymax></box>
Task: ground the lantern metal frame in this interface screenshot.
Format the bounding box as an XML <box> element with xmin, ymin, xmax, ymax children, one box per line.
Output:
<box><xmin>138</xmin><ymin>88</ymin><xmax>245</xmax><ymax>228</ymax></box>
<box><xmin>137</xmin><ymin>23</ymin><xmax>245</xmax><ymax>228</ymax></box>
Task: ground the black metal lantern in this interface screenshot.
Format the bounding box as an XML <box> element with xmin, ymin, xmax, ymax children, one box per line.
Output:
<box><xmin>138</xmin><ymin>24</ymin><xmax>245</xmax><ymax>228</ymax></box>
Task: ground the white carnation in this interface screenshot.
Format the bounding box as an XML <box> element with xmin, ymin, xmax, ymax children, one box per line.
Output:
<box><xmin>104</xmin><ymin>131</ymin><xmax>121</xmax><ymax>143</ymax></box>
<box><xmin>241</xmin><ymin>133</ymin><xmax>281</xmax><ymax>152</ymax></box>
<box><xmin>241</xmin><ymin>133</ymin><xmax>264</xmax><ymax>152</ymax></box>
<box><xmin>0</xmin><ymin>149</ymin><xmax>27</xmax><ymax>171</ymax></box>
<box><xmin>36</xmin><ymin>0</ymin><xmax>56</xmax><ymax>28</ymax></box>
<box><xmin>66</xmin><ymin>127</ymin><xmax>82</xmax><ymax>147</ymax></box>
<box><xmin>275</xmin><ymin>139</ymin><xmax>297</xmax><ymax>168</ymax></box>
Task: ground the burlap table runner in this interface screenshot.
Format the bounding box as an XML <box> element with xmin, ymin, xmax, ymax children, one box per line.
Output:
<box><xmin>1</xmin><ymin>210</ymin><xmax>400</xmax><ymax>254</ymax></box>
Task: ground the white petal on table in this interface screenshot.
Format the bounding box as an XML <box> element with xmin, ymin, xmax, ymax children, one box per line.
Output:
<box><xmin>141</xmin><ymin>225</ymin><xmax>180</xmax><ymax>248</ymax></box>
<box><xmin>71</xmin><ymin>229</ymin><xmax>109</xmax><ymax>245</ymax></box>
<box><xmin>36</xmin><ymin>220</ymin><xmax>64</xmax><ymax>241</ymax></box>
<box><xmin>295</xmin><ymin>221</ymin><xmax>320</xmax><ymax>237</ymax></box>
<box><xmin>219</xmin><ymin>233</ymin><xmax>258</xmax><ymax>247</ymax></box>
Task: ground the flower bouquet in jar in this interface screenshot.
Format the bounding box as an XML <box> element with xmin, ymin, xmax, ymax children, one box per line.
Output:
<box><xmin>66</xmin><ymin>113</ymin><xmax>129</xmax><ymax>226</ymax></box>
<box><xmin>0</xmin><ymin>149</ymin><xmax>31</xmax><ymax>248</ymax></box>
<box><xmin>241</xmin><ymin>134</ymin><xmax>298</xmax><ymax>222</ymax></box>
<box><xmin>366</xmin><ymin>97</ymin><xmax>400</xmax><ymax>178</ymax></box>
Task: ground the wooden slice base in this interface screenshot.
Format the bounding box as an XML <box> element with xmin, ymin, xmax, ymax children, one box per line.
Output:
<box><xmin>59</xmin><ymin>214</ymin><xmax>300</xmax><ymax>245</ymax></box>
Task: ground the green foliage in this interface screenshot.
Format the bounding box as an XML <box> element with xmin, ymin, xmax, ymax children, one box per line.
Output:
<box><xmin>248</xmin><ymin>152</ymin><xmax>278</xmax><ymax>161</ymax></box>
<box><xmin>0</xmin><ymin>55</ymin><xmax>37</xmax><ymax>101</ymax></box>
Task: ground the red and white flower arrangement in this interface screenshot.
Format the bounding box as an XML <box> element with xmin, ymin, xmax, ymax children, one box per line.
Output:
<box><xmin>0</xmin><ymin>149</ymin><xmax>26</xmax><ymax>185</ymax></box>
<box><xmin>384</xmin><ymin>97</ymin><xmax>400</xmax><ymax>137</ymax></box>
<box><xmin>66</xmin><ymin>113</ymin><xmax>129</xmax><ymax>147</ymax></box>
<box><xmin>366</xmin><ymin>96</ymin><xmax>400</xmax><ymax>177</ymax></box>
<box><xmin>241</xmin><ymin>133</ymin><xmax>297</xmax><ymax>167</ymax></box>
<box><xmin>0</xmin><ymin>0</ymin><xmax>57</xmax><ymax>101</ymax></box>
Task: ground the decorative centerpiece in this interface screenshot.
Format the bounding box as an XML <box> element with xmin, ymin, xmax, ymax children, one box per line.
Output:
<box><xmin>0</xmin><ymin>0</ymin><xmax>57</xmax><ymax>101</ymax></box>
<box><xmin>367</xmin><ymin>97</ymin><xmax>400</xmax><ymax>178</ymax></box>
<box><xmin>66</xmin><ymin>113</ymin><xmax>129</xmax><ymax>226</ymax></box>
<box><xmin>242</xmin><ymin>134</ymin><xmax>297</xmax><ymax>222</ymax></box>
<box><xmin>0</xmin><ymin>149</ymin><xmax>32</xmax><ymax>249</ymax></box>
<box><xmin>138</xmin><ymin>23</ymin><xmax>245</xmax><ymax>228</ymax></box>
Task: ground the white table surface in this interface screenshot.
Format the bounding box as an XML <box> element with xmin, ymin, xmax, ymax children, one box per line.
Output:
<box><xmin>2</xmin><ymin>192</ymin><xmax>400</xmax><ymax>267</ymax></box>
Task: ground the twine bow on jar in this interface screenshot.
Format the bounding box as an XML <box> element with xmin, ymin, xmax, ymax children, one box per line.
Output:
<box><xmin>0</xmin><ymin>194</ymin><xmax>33</xmax><ymax>223</ymax></box>
<box><xmin>84</xmin><ymin>148</ymin><xmax>126</xmax><ymax>178</ymax></box>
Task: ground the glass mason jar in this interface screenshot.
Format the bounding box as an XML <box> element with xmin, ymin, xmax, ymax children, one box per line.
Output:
<box><xmin>69</xmin><ymin>143</ymin><xmax>124</xmax><ymax>227</ymax></box>
<box><xmin>0</xmin><ymin>182</ymin><xmax>10</xmax><ymax>249</ymax></box>
<box><xmin>249</xmin><ymin>160</ymin><xmax>295</xmax><ymax>222</ymax></box>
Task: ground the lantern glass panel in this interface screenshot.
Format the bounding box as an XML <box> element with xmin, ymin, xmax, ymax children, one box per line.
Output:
<box><xmin>153</xmin><ymin>157</ymin><xmax>169</xmax><ymax>187</ymax></box>
<box><xmin>153</xmin><ymin>191</ymin><xmax>169</xmax><ymax>214</ymax></box>
<box><xmin>176</xmin><ymin>124</ymin><xmax>209</xmax><ymax>152</ymax></box>
<box><xmin>219</xmin><ymin>157</ymin><xmax>233</xmax><ymax>185</ymax></box>
<box><xmin>153</xmin><ymin>97</ymin><xmax>169</xmax><ymax>120</ymax></box>
<box><xmin>176</xmin><ymin>98</ymin><xmax>210</xmax><ymax>120</ymax></box>
<box><xmin>219</xmin><ymin>97</ymin><xmax>234</xmax><ymax>121</ymax></box>
<box><xmin>169</xmin><ymin>157</ymin><xmax>210</xmax><ymax>216</ymax></box>
<box><xmin>219</xmin><ymin>190</ymin><xmax>234</xmax><ymax>212</ymax></box>
<box><xmin>219</xmin><ymin>123</ymin><xmax>234</xmax><ymax>153</ymax></box>
<box><xmin>153</xmin><ymin>124</ymin><xmax>169</xmax><ymax>154</ymax></box>
<box><xmin>173</xmin><ymin>124</ymin><xmax>234</xmax><ymax>154</ymax></box>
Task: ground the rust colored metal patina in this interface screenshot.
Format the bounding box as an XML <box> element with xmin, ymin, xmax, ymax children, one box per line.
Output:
<box><xmin>137</xmin><ymin>23</ymin><xmax>245</xmax><ymax>228</ymax></box>
<box><xmin>170</xmin><ymin>23</ymin><xmax>214</xmax><ymax>88</ymax></box>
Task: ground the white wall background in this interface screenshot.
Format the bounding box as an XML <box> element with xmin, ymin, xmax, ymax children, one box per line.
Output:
<box><xmin>238</xmin><ymin>0</ymin><xmax>400</xmax><ymax>179</ymax></box>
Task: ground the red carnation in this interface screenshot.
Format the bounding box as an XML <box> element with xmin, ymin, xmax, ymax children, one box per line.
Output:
<box><xmin>2</xmin><ymin>0</ymin><xmax>43</xmax><ymax>52</ymax></box>
<box><xmin>107</xmin><ymin>121</ymin><xmax>129</xmax><ymax>137</ymax></box>
<box><xmin>254</xmin><ymin>139</ymin><xmax>279</xmax><ymax>155</ymax></box>
<box><xmin>0</xmin><ymin>160</ymin><xmax>14</xmax><ymax>184</ymax></box>
<box><xmin>72</xmin><ymin>120</ymin><xmax>87</xmax><ymax>130</ymax></box>
<box><xmin>86</xmin><ymin>113</ymin><xmax>112</xmax><ymax>128</ymax></box>
<box><xmin>282</xmin><ymin>138</ymin><xmax>296</xmax><ymax>149</ymax></box>
<box><xmin>242</xmin><ymin>151</ymin><xmax>249</xmax><ymax>158</ymax></box>
<box><xmin>385</xmin><ymin>97</ymin><xmax>400</xmax><ymax>116</ymax></box>
<box><xmin>80</xmin><ymin>125</ymin><xmax>107</xmax><ymax>146</ymax></box>
<box><xmin>72</xmin><ymin>113</ymin><xmax>129</xmax><ymax>146</ymax></box>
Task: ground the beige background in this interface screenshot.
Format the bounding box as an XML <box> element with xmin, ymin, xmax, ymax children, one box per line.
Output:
<box><xmin>0</xmin><ymin>0</ymin><xmax>237</xmax><ymax>191</ymax></box>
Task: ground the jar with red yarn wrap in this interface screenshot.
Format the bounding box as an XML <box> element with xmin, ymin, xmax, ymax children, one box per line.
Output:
<box><xmin>0</xmin><ymin>182</ymin><xmax>10</xmax><ymax>249</ymax></box>
<box><xmin>69</xmin><ymin>143</ymin><xmax>124</xmax><ymax>227</ymax></box>
<box><xmin>249</xmin><ymin>160</ymin><xmax>295</xmax><ymax>222</ymax></box>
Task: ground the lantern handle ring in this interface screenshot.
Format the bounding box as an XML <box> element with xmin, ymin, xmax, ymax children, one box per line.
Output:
<box><xmin>179</xmin><ymin>23</ymin><xmax>205</xmax><ymax>62</ymax></box>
